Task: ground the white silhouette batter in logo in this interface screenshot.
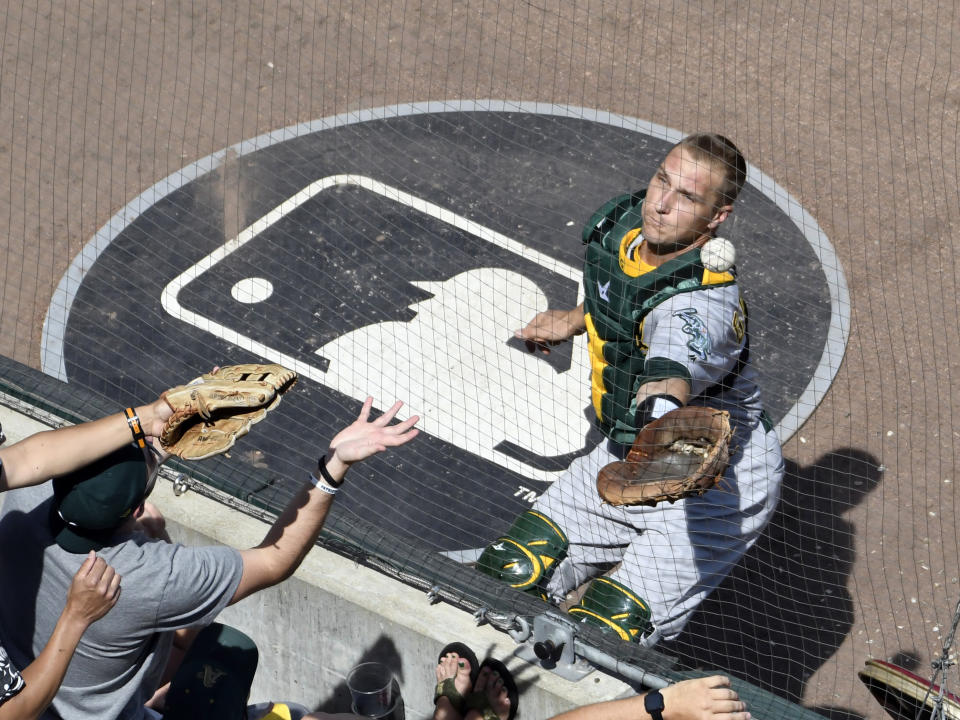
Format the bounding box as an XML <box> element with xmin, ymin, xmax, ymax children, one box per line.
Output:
<box><xmin>314</xmin><ymin>267</ymin><xmax>593</xmax><ymax>483</ymax></box>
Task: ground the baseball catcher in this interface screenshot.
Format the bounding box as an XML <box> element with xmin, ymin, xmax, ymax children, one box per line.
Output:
<box><xmin>596</xmin><ymin>405</ymin><xmax>733</xmax><ymax>507</ymax></box>
<box><xmin>478</xmin><ymin>134</ymin><xmax>784</xmax><ymax>645</ymax></box>
<box><xmin>158</xmin><ymin>364</ymin><xmax>298</xmax><ymax>460</ymax></box>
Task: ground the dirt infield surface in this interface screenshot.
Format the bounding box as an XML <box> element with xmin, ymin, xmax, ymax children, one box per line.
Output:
<box><xmin>2</xmin><ymin>2</ymin><xmax>958</xmax><ymax>718</ymax></box>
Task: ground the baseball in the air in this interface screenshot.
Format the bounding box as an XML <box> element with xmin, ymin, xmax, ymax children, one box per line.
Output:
<box><xmin>700</xmin><ymin>237</ymin><xmax>736</xmax><ymax>272</ymax></box>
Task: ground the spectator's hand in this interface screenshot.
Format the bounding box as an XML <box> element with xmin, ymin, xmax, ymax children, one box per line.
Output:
<box><xmin>64</xmin><ymin>552</ymin><xmax>122</xmax><ymax>626</ymax></box>
<box><xmin>660</xmin><ymin>676</ymin><xmax>749</xmax><ymax>720</ymax></box>
<box><xmin>515</xmin><ymin>309</ymin><xmax>582</xmax><ymax>354</ymax></box>
<box><xmin>328</xmin><ymin>397</ymin><xmax>419</xmax><ymax>468</ymax></box>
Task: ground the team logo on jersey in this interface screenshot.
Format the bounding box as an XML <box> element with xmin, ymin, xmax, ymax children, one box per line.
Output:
<box><xmin>674</xmin><ymin>308</ymin><xmax>711</xmax><ymax>360</ymax></box>
<box><xmin>597</xmin><ymin>279</ymin><xmax>611</xmax><ymax>302</ymax></box>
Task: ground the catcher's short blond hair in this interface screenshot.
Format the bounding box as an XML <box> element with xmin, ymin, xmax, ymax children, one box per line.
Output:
<box><xmin>675</xmin><ymin>133</ymin><xmax>747</xmax><ymax>207</ymax></box>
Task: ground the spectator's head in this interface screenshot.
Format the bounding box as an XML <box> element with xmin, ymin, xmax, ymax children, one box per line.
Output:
<box><xmin>163</xmin><ymin>623</ymin><xmax>259</xmax><ymax>720</ymax></box>
<box><xmin>51</xmin><ymin>443</ymin><xmax>157</xmax><ymax>553</ymax></box>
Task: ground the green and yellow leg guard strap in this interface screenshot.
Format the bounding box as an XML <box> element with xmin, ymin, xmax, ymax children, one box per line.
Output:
<box><xmin>568</xmin><ymin>576</ymin><xmax>653</xmax><ymax>642</ymax></box>
<box><xmin>475</xmin><ymin>510</ymin><xmax>568</xmax><ymax>598</ymax></box>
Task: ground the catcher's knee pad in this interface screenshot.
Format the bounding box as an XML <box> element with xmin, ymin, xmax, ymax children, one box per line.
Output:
<box><xmin>568</xmin><ymin>577</ymin><xmax>653</xmax><ymax>642</ymax></box>
<box><xmin>476</xmin><ymin>510</ymin><xmax>568</xmax><ymax>598</ymax></box>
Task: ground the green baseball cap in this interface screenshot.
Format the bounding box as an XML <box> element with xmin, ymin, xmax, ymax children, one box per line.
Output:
<box><xmin>163</xmin><ymin>623</ymin><xmax>259</xmax><ymax>720</ymax></box>
<box><xmin>51</xmin><ymin>444</ymin><xmax>149</xmax><ymax>554</ymax></box>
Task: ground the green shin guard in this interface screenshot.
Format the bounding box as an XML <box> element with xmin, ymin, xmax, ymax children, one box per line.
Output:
<box><xmin>476</xmin><ymin>510</ymin><xmax>569</xmax><ymax>598</ymax></box>
<box><xmin>568</xmin><ymin>577</ymin><xmax>653</xmax><ymax>642</ymax></box>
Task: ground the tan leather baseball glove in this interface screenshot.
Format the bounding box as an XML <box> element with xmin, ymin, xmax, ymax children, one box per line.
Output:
<box><xmin>159</xmin><ymin>364</ymin><xmax>297</xmax><ymax>460</ymax></box>
<box><xmin>597</xmin><ymin>405</ymin><xmax>733</xmax><ymax>507</ymax></box>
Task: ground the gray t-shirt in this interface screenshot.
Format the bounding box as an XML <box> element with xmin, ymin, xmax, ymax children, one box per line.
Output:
<box><xmin>0</xmin><ymin>482</ymin><xmax>244</xmax><ymax>720</ymax></box>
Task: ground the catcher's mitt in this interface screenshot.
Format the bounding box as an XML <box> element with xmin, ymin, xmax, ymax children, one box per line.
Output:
<box><xmin>160</xmin><ymin>364</ymin><xmax>298</xmax><ymax>460</ymax></box>
<box><xmin>597</xmin><ymin>405</ymin><xmax>733</xmax><ymax>507</ymax></box>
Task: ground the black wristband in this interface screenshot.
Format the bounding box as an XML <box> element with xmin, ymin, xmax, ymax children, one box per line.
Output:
<box><xmin>317</xmin><ymin>455</ymin><xmax>344</xmax><ymax>488</ymax></box>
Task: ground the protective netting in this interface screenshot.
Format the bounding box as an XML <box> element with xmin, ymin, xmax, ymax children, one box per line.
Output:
<box><xmin>1</xmin><ymin>2</ymin><xmax>958</xmax><ymax>718</ymax></box>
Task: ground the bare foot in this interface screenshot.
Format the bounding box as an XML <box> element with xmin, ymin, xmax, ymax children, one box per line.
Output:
<box><xmin>464</xmin><ymin>666</ymin><xmax>510</xmax><ymax>720</ymax></box>
<box><xmin>435</xmin><ymin>649</ymin><xmax>473</xmax><ymax>720</ymax></box>
<box><xmin>437</xmin><ymin>649</ymin><xmax>473</xmax><ymax>698</ymax></box>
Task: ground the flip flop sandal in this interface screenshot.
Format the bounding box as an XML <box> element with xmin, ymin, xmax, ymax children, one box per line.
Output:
<box><xmin>464</xmin><ymin>658</ymin><xmax>519</xmax><ymax>720</ymax></box>
<box><xmin>435</xmin><ymin>642</ymin><xmax>480</xmax><ymax>713</ymax></box>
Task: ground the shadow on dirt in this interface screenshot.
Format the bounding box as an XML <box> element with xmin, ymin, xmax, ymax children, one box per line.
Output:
<box><xmin>662</xmin><ymin>448</ymin><xmax>882</xmax><ymax>718</ymax></box>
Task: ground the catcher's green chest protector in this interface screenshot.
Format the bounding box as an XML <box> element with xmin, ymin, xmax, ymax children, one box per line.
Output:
<box><xmin>581</xmin><ymin>191</ymin><xmax>734</xmax><ymax>444</ymax></box>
